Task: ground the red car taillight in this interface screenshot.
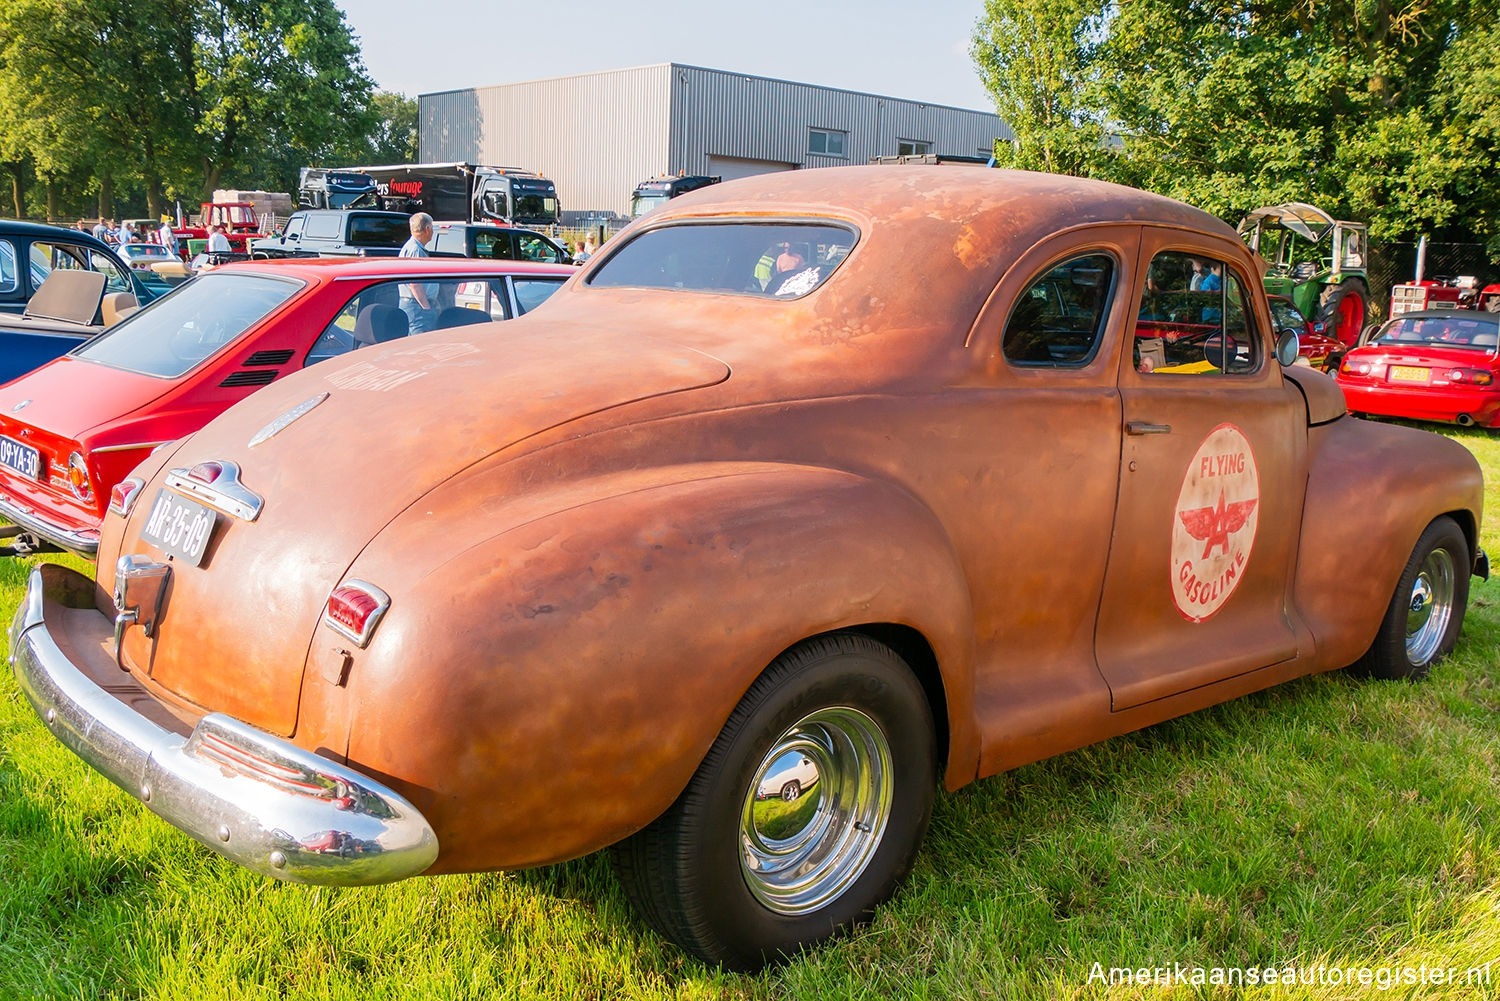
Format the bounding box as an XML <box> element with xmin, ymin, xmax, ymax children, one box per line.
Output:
<box><xmin>188</xmin><ymin>460</ymin><xmax>225</xmax><ymax>484</ymax></box>
<box><xmin>1445</xmin><ymin>368</ymin><xmax>1494</xmax><ymax>386</ymax></box>
<box><xmin>66</xmin><ymin>452</ymin><xmax>94</xmax><ymax>504</ymax></box>
<box><xmin>108</xmin><ymin>477</ymin><xmax>145</xmax><ymax>517</ymax></box>
<box><xmin>323</xmin><ymin>580</ymin><xmax>391</xmax><ymax>648</ymax></box>
<box><xmin>1342</xmin><ymin>358</ymin><xmax>1373</xmax><ymax>376</ymax></box>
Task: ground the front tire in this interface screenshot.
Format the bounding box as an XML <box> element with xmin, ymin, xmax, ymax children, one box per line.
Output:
<box><xmin>1352</xmin><ymin>516</ymin><xmax>1470</xmax><ymax>679</ymax></box>
<box><xmin>612</xmin><ymin>633</ymin><xmax>936</xmax><ymax>970</ymax></box>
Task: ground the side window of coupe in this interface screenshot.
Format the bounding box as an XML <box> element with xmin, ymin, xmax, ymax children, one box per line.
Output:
<box><xmin>1001</xmin><ymin>253</ymin><xmax>1115</xmax><ymax>366</ymax></box>
<box><xmin>305</xmin><ymin>278</ymin><xmax>512</xmax><ymax>367</ymax></box>
<box><xmin>1135</xmin><ymin>251</ymin><xmax>1262</xmax><ymax>375</ymax></box>
<box><xmin>28</xmin><ymin>241</ymin><xmax>89</xmax><ymax>287</ymax></box>
<box><xmin>0</xmin><ymin>240</ymin><xmax>16</xmax><ymax>293</ymax></box>
<box><xmin>517</xmin><ymin>234</ymin><xmax>563</xmax><ymax>263</ymax></box>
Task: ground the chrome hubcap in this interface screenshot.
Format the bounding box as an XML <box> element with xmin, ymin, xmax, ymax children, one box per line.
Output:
<box><xmin>740</xmin><ymin>707</ymin><xmax>893</xmax><ymax>915</ymax></box>
<box><xmin>1406</xmin><ymin>547</ymin><xmax>1455</xmax><ymax>666</ymax></box>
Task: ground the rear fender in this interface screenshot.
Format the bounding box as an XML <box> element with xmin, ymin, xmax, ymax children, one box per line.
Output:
<box><xmin>1295</xmin><ymin>418</ymin><xmax>1483</xmax><ymax>670</ymax></box>
<box><xmin>332</xmin><ymin>462</ymin><xmax>977</xmax><ymax>873</ymax></box>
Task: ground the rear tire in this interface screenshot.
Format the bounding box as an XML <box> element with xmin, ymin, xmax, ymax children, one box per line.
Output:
<box><xmin>1319</xmin><ymin>278</ymin><xmax>1369</xmax><ymax>347</ymax></box>
<box><xmin>1352</xmin><ymin>516</ymin><xmax>1470</xmax><ymax>680</ymax></box>
<box><xmin>612</xmin><ymin>633</ymin><xmax>936</xmax><ymax>970</ymax></box>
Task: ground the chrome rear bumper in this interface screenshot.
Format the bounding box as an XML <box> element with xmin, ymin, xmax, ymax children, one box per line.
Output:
<box><xmin>0</xmin><ymin>493</ymin><xmax>99</xmax><ymax>555</ymax></box>
<box><xmin>8</xmin><ymin>563</ymin><xmax>437</xmax><ymax>885</ymax></box>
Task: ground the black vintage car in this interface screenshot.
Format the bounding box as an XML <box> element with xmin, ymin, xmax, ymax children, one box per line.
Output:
<box><xmin>431</xmin><ymin>222</ymin><xmax>574</xmax><ymax>264</ymax></box>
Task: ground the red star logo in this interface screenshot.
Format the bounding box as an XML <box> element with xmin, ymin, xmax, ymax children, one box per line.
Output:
<box><xmin>1178</xmin><ymin>489</ymin><xmax>1258</xmax><ymax>558</ymax></box>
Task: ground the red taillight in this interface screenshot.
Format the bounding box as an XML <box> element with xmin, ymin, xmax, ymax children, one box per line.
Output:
<box><xmin>323</xmin><ymin>580</ymin><xmax>390</xmax><ymax>648</ymax></box>
<box><xmin>1445</xmin><ymin>368</ymin><xmax>1494</xmax><ymax>386</ymax></box>
<box><xmin>66</xmin><ymin>452</ymin><xmax>94</xmax><ymax>503</ymax></box>
<box><xmin>108</xmin><ymin>477</ymin><xmax>145</xmax><ymax>517</ymax></box>
<box><xmin>188</xmin><ymin>461</ymin><xmax>224</xmax><ymax>484</ymax></box>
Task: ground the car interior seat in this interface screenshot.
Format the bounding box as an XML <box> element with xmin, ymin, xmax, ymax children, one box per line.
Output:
<box><xmin>352</xmin><ymin>303</ymin><xmax>409</xmax><ymax>345</ymax></box>
<box><xmin>435</xmin><ymin>306</ymin><xmax>491</xmax><ymax>329</ymax></box>
<box><xmin>101</xmin><ymin>292</ymin><xmax>139</xmax><ymax>326</ymax></box>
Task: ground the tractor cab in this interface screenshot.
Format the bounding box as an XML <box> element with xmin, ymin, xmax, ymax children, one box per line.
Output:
<box><xmin>1239</xmin><ymin>202</ymin><xmax>1369</xmax><ymax>347</ymax></box>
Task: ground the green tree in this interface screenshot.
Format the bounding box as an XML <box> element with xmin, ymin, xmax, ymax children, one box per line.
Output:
<box><xmin>970</xmin><ymin>0</ymin><xmax>1500</xmax><ymax>246</ymax></box>
<box><xmin>0</xmin><ymin>0</ymin><xmax>374</xmax><ymax>217</ymax></box>
<box><xmin>971</xmin><ymin>0</ymin><xmax>1110</xmax><ymax>175</ymax></box>
<box><xmin>186</xmin><ymin>0</ymin><xmax>376</xmax><ymax>200</ymax></box>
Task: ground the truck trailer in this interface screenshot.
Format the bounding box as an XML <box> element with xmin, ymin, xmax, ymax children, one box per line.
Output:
<box><xmin>302</xmin><ymin>163</ymin><xmax>561</xmax><ymax>228</ymax></box>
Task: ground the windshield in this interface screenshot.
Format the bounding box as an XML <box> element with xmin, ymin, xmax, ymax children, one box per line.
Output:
<box><xmin>1374</xmin><ymin>315</ymin><xmax>1499</xmax><ymax>352</ymax></box>
<box><xmin>588</xmin><ymin>222</ymin><xmax>856</xmax><ymax>299</ymax></box>
<box><xmin>512</xmin><ymin>194</ymin><xmax>559</xmax><ymax>224</ymax></box>
<box><xmin>631</xmin><ymin>193</ymin><xmax>671</xmax><ymax>218</ymax></box>
<box><xmin>74</xmin><ymin>272</ymin><xmax>304</xmax><ymax>377</ymax></box>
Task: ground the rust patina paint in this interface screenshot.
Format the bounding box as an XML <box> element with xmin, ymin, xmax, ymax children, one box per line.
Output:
<box><xmin>91</xmin><ymin>166</ymin><xmax>1484</xmax><ymax>873</ymax></box>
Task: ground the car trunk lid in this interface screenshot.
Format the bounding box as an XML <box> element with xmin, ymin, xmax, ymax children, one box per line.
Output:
<box><xmin>112</xmin><ymin>322</ymin><xmax>730</xmax><ymax>737</ymax></box>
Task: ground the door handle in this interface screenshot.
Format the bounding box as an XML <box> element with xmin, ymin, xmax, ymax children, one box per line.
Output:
<box><xmin>1126</xmin><ymin>421</ymin><xmax>1172</xmax><ymax>436</ymax></box>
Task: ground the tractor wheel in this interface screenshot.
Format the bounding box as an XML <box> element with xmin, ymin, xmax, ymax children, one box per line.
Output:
<box><xmin>1319</xmin><ymin>278</ymin><xmax>1369</xmax><ymax>348</ymax></box>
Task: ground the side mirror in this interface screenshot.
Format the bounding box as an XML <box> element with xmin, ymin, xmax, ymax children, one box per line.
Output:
<box><xmin>1275</xmin><ymin>328</ymin><xmax>1301</xmax><ymax>366</ymax></box>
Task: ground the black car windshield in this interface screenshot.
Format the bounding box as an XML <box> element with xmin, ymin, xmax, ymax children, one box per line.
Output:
<box><xmin>74</xmin><ymin>272</ymin><xmax>303</xmax><ymax>378</ymax></box>
<box><xmin>588</xmin><ymin>222</ymin><xmax>857</xmax><ymax>299</ymax></box>
<box><xmin>1375</xmin><ymin>315</ymin><xmax>1500</xmax><ymax>352</ymax></box>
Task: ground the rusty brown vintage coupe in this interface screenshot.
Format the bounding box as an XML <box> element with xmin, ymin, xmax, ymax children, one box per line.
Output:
<box><xmin>9</xmin><ymin>167</ymin><xmax>1487</xmax><ymax>969</ymax></box>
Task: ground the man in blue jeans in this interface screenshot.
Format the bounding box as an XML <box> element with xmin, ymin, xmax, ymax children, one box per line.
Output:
<box><xmin>399</xmin><ymin>213</ymin><xmax>440</xmax><ymax>333</ymax></box>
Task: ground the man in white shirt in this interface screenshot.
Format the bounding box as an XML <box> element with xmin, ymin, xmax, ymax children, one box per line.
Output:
<box><xmin>206</xmin><ymin>224</ymin><xmax>233</xmax><ymax>253</ymax></box>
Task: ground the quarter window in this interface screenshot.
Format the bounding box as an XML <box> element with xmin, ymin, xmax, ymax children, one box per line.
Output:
<box><xmin>1134</xmin><ymin>251</ymin><xmax>1261</xmax><ymax>375</ymax></box>
<box><xmin>1002</xmin><ymin>254</ymin><xmax>1116</xmax><ymax>366</ymax></box>
<box><xmin>809</xmin><ymin>128</ymin><xmax>847</xmax><ymax>157</ymax></box>
<box><xmin>0</xmin><ymin>240</ymin><xmax>16</xmax><ymax>293</ymax></box>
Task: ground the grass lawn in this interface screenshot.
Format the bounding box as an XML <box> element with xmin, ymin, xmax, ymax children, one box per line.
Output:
<box><xmin>2</xmin><ymin>424</ymin><xmax>1499</xmax><ymax>999</ymax></box>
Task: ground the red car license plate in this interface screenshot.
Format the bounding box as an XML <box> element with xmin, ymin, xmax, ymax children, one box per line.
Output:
<box><xmin>139</xmin><ymin>488</ymin><xmax>218</xmax><ymax>567</ymax></box>
<box><xmin>0</xmin><ymin>435</ymin><xmax>40</xmax><ymax>479</ymax></box>
<box><xmin>1388</xmin><ymin>365</ymin><xmax>1430</xmax><ymax>384</ymax></box>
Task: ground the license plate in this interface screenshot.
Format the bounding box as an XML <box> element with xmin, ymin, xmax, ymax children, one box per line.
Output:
<box><xmin>0</xmin><ymin>435</ymin><xmax>40</xmax><ymax>479</ymax></box>
<box><xmin>1389</xmin><ymin>365</ymin><xmax>1430</xmax><ymax>384</ymax></box>
<box><xmin>139</xmin><ymin>489</ymin><xmax>218</xmax><ymax>567</ymax></box>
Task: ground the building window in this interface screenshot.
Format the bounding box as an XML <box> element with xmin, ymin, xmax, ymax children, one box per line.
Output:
<box><xmin>897</xmin><ymin>139</ymin><xmax>931</xmax><ymax>156</ymax></box>
<box><xmin>809</xmin><ymin>128</ymin><xmax>847</xmax><ymax>157</ymax></box>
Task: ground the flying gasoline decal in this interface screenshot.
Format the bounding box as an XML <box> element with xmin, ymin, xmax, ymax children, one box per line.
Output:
<box><xmin>1170</xmin><ymin>423</ymin><xmax>1259</xmax><ymax>622</ymax></box>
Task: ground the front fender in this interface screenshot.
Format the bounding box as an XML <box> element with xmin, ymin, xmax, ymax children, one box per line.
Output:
<box><xmin>1294</xmin><ymin>418</ymin><xmax>1483</xmax><ymax>671</ymax></box>
<box><xmin>329</xmin><ymin>462</ymin><xmax>976</xmax><ymax>873</ymax></box>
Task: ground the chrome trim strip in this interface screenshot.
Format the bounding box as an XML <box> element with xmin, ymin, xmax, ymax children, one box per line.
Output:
<box><xmin>92</xmin><ymin>441</ymin><xmax>169</xmax><ymax>455</ymax></box>
<box><xmin>163</xmin><ymin>460</ymin><xmax>263</xmax><ymax>522</ymax></box>
<box><xmin>0</xmin><ymin>493</ymin><xmax>99</xmax><ymax>555</ymax></box>
<box><xmin>9</xmin><ymin>564</ymin><xmax>438</xmax><ymax>885</ymax></box>
<box><xmin>249</xmin><ymin>393</ymin><xmax>328</xmax><ymax>448</ymax></box>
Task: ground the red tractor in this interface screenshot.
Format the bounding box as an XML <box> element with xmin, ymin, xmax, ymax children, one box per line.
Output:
<box><xmin>172</xmin><ymin>202</ymin><xmax>268</xmax><ymax>258</ymax></box>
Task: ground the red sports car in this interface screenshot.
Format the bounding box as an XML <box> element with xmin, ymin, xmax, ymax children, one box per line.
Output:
<box><xmin>1336</xmin><ymin>309</ymin><xmax>1500</xmax><ymax>428</ymax></box>
<box><xmin>1268</xmin><ymin>294</ymin><xmax>1341</xmax><ymax>370</ymax></box>
<box><xmin>0</xmin><ymin>257</ymin><xmax>574</xmax><ymax>557</ymax></box>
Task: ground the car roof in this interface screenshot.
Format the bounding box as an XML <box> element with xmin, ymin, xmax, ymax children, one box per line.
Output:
<box><xmin>648</xmin><ymin>165</ymin><xmax>1234</xmax><ymax>243</ymax></box>
<box><xmin>0</xmin><ymin>218</ymin><xmax>115</xmax><ymax>247</ymax></box>
<box><xmin>213</xmin><ymin>257</ymin><xmax>576</xmax><ymax>279</ymax></box>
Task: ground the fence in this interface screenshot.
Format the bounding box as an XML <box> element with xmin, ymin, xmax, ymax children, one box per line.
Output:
<box><xmin>1366</xmin><ymin>242</ymin><xmax>1498</xmax><ymax>324</ymax></box>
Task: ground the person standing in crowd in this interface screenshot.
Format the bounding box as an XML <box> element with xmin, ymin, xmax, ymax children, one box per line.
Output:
<box><xmin>206</xmin><ymin>224</ymin><xmax>232</xmax><ymax>253</ymax></box>
<box><xmin>158</xmin><ymin>219</ymin><xmax>179</xmax><ymax>258</ymax></box>
<box><xmin>399</xmin><ymin>212</ymin><xmax>439</xmax><ymax>333</ymax></box>
<box><xmin>119</xmin><ymin>223</ymin><xmax>137</xmax><ymax>245</ymax></box>
<box><xmin>92</xmin><ymin>217</ymin><xmax>109</xmax><ymax>242</ymax></box>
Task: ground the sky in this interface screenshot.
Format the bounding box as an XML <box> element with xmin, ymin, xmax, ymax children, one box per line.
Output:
<box><xmin>332</xmin><ymin>0</ymin><xmax>997</xmax><ymax>113</ymax></box>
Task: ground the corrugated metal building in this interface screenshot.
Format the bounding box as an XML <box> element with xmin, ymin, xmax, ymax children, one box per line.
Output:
<box><xmin>420</xmin><ymin>63</ymin><xmax>1010</xmax><ymax>223</ymax></box>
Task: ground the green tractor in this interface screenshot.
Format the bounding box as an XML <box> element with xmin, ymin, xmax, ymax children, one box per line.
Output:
<box><xmin>1238</xmin><ymin>203</ymin><xmax>1370</xmax><ymax>349</ymax></box>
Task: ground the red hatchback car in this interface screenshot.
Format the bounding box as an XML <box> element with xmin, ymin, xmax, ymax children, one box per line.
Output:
<box><xmin>1337</xmin><ymin>309</ymin><xmax>1500</xmax><ymax>428</ymax></box>
<box><xmin>0</xmin><ymin>257</ymin><xmax>574</xmax><ymax>556</ymax></box>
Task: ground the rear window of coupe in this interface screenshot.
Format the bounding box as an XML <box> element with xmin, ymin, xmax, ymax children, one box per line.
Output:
<box><xmin>74</xmin><ymin>272</ymin><xmax>304</xmax><ymax>378</ymax></box>
<box><xmin>587</xmin><ymin>222</ymin><xmax>856</xmax><ymax>298</ymax></box>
